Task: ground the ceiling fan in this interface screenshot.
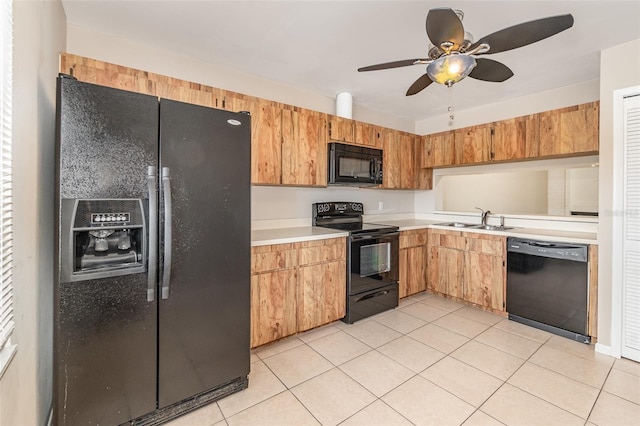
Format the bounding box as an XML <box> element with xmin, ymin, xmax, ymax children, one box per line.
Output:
<box><xmin>358</xmin><ymin>8</ymin><xmax>574</xmax><ymax>96</ymax></box>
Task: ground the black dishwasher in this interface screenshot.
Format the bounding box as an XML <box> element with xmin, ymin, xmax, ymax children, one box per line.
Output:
<box><xmin>506</xmin><ymin>237</ymin><xmax>590</xmax><ymax>344</ymax></box>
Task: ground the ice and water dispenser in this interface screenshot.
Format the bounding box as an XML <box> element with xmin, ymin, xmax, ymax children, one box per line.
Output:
<box><xmin>60</xmin><ymin>199</ymin><xmax>147</xmax><ymax>282</ymax></box>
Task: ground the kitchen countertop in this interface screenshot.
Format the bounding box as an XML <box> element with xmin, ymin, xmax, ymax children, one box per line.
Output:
<box><xmin>425</xmin><ymin>223</ymin><xmax>597</xmax><ymax>245</ymax></box>
<box><xmin>251</xmin><ymin>226</ymin><xmax>348</xmax><ymax>247</ymax></box>
<box><xmin>251</xmin><ymin>221</ymin><xmax>597</xmax><ymax>246</ymax></box>
<box><xmin>367</xmin><ymin>218</ymin><xmax>442</xmax><ymax>231</ymax></box>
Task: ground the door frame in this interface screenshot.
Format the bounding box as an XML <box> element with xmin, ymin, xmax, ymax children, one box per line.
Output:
<box><xmin>611</xmin><ymin>85</ymin><xmax>640</xmax><ymax>359</ymax></box>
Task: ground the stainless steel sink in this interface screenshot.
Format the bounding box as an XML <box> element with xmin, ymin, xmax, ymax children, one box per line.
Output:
<box><xmin>435</xmin><ymin>222</ymin><xmax>515</xmax><ymax>231</ymax></box>
<box><xmin>436</xmin><ymin>222</ymin><xmax>477</xmax><ymax>228</ymax></box>
<box><xmin>469</xmin><ymin>224</ymin><xmax>515</xmax><ymax>231</ymax></box>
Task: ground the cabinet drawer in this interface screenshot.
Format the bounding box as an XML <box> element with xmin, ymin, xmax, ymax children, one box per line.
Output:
<box><xmin>251</xmin><ymin>244</ymin><xmax>298</xmax><ymax>273</ymax></box>
<box><xmin>436</xmin><ymin>233</ymin><xmax>467</xmax><ymax>250</ymax></box>
<box><xmin>400</xmin><ymin>229</ymin><xmax>429</xmax><ymax>248</ymax></box>
<box><xmin>467</xmin><ymin>234</ymin><xmax>505</xmax><ymax>256</ymax></box>
<box><xmin>298</xmin><ymin>238</ymin><xmax>346</xmax><ymax>265</ymax></box>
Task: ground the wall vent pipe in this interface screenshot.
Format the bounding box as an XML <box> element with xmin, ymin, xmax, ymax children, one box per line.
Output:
<box><xmin>336</xmin><ymin>92</ymin><xmax>353</xmax><ymax>119</ymax></box>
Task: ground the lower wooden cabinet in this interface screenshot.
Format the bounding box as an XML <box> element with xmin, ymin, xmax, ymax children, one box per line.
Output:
<box><xmin>250</xmin><ymin>269</ymin><xmax>297</xmax><ymax>347</ymax></box>
<box><xmin>297</xmin><ymin>261</ymin><xmax>346</xmax><ymax>332</ymax></box>
<box><xmin>464</xmin><ymin>234</ymin><xmax>505</xmax><ymax>311</ymax></box>
<box><xmin>427</xmin><ymin>229</ymin><xmax>506</xmax><ymax>312</ymax></box>
<box><xmin>399</xmin><ymin>229</ymin><xmax>428</xmax><ymax>298</ymax></box>
<box><xmin>250</xmin><ymin>237</ymin><xmax>346</xmax><ymax>348</ymax></box>
<box><xmin>427</xmin><ymin>230</ymin><xmax>466</xmax><ymax>298</ymax></box>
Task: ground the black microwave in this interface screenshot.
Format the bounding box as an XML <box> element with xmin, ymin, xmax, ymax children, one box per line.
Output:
<box><xmin>328</xmin><ymin>142</ymin><xmax>383</xmax><ymax>186</ymax></box>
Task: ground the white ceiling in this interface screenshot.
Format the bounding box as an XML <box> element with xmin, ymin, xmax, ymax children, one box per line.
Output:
<box><xmin>61</xmin><ymin>1</ymin><xmax>640</xmax><ymax>122</ymax></box>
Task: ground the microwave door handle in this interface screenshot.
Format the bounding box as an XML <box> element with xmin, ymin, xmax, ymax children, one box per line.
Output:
<box><xmin>370</xmin><ymin>158</ymin><xmax>375</xmax><ymax>181</ymax></box>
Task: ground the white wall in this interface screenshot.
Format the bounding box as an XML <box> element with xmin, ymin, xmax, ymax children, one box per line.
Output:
<box><xmin>439</xmin><ymin>171</ymin><xmax>548</xmax><ymax>215</ymax></box>
<box><xmin>598</xmin><ymin>38</ymin><xmax>640</xmax><ymax>351</ymax></box>
<box><xmin>0</xmin><ymin>1</ymin><xmax>66</xmax><ymax>425</ymax></box>
<box><xmin>568</xmin><ymin>167</ymin><xmax>599</xmax><ymax>214</ymax></box>
<box><xmin>252</xmin><ymin>185</ymin><xmax>418</xmax><ymax>225</ymax></box>
<box><xmin>415</xmin><ymin>79</ymin><xmax>600</xmax><ymax>134</ymax></box>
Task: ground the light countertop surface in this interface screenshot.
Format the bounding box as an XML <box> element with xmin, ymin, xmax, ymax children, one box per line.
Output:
<box><xmin>251</xmin><ymin>222</ymin><xmax>597</xmax><ymax>246</ymax></box>
<box><xmin>251</xmin><ymin>226</ymin><xmax>348</xmax><ymax>247</ymax></box>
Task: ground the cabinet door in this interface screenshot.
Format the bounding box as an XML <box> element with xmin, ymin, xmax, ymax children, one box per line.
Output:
<box><xmin>355</xmin><ymin>121</ymin><xmax>376</xmax><ymax>147</ymax></box>
<box><xmin>252</xmin><ymin>99</ymin><xmax>283</xmax><ymax>184</ymax></box>
<box><xmin>424</xmin><ymin>132</ymin><xmax>456</xmax><ymax>167</ymax></box>
<box><xmin>281</xmin><ymin>108</ymin><xmax>328</xmax><ymax>186</ymax></box>
<box><xmin>329</xmin><ymin>115</ymin><xmax>356</xmax><ymax>143</ymax></box>
<box><xmin>539</xmin><ymin>102</ymin><xmax>599</xmax><ymax>157</ymax></box>
<box><xmin>399</xmin><ymin>245</ymin><xmax>428</xmax><ymax>298</ymax></box>
<box><xmin>399</xmin><ymin>133</ymin><xmax>416</xmax><ymax>189</ymax></box>
<box><xmin>427</xmin><ymin>229</ymin><xmax>465</xmax><ymax>298</ymax></box>
<box><xmin>455</xmin><ymin>125</ymin><xmax>491</xmax><ymax>165</ymax></box>
<box><xmin>464</xmin><ymin>235</ymin><xmax>505</xmax><ymax>311</ymax></box>
<box><xmin>382</xmin><ymin>129</ymin><xmax>402</xmax><ymax>189</ymax></box>
<box><xmin>371</xmin><ymin>125</ymin><xmax>385</xmax><ymax>149</ymax></box>
<box><xmin>297</xmin><ymin>261</ymin><xmax>346</xmax><ymax>331</ymax></box>
<box><xmin>414</xmin><ymin>137</ymin><xmax>433</xmax><ymax>190</ymax></box>
<box><xmin>492</xmin><ymin>116</ymin><xmax>532</xmax><ymax>162</ymax></box>
<box><xmin>560</xmin><ymin>102</ymin><xmax>599</xmax><ymax>154</ymax></box>
<box><xmin>464</xmin><ymin>252</ymin><xmax>504</xmax><ymax>311</ymax></box>
<box><xmin>539</xmin><ymin>108</ymin><xmax>561</xmax><ymax>157</ymax></box>
<box><xmin>251</xmin><ymin>269</ymin><xmax>298</xmax><ymax>348</ymax></box>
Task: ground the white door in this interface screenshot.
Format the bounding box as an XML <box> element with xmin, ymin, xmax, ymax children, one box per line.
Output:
<box><xmin>622</xmin><ymin>94</ymin><xmax>640</xmax><ymax>361</ymax></box>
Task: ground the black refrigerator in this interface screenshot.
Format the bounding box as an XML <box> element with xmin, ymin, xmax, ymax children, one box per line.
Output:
<box><xmin>53</xmin><ymin>76</ymin><xmax>251</xmax><ymax>425</ymax></box>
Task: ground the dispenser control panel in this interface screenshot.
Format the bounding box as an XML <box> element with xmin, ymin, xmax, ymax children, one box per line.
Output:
<box><xmin>91</xmin><ymin>212</ymin><xmax>130</xmax><ymax>224</ymax></box>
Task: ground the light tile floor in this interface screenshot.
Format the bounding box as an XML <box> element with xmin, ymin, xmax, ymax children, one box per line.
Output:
<box><xmin>167</xmin><ymin>293</ymin><xmax>640</xmax><ymax>426</ymax></box>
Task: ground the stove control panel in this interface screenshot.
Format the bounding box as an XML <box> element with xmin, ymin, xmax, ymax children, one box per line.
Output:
<box><xmin>312</xmin><ymin>202</ymin><xmax>364</xmax><ymax>217</ymax></box>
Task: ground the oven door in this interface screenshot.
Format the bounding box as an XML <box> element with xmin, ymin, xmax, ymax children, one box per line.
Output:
<box><xmin>329</xmin><ymin>143</ymin><xmax>382</xmax><ymax>186</ymax></box>
<box><xmin>349</xmin><ymin>231</ymin><xmax>399</xmax><ymax>296</ymax></box>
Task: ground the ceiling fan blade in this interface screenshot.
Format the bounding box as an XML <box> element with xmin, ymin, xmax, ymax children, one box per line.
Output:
<box><xmin>358</xmin><ymin>59</ymin><xmax>427</xmax><ymax>72</ymax></box>
<box><xmin>469</xmin><ymin>14</ymin><xmax>574</xmax><ymax>55</ymax></box>
<box><xmin>426</xmin><ymin>8</ymin><xmax>464</xmax><ymax>50</ymax></box>
<box><xmin>469</xmin><ymin>58</ymin><xmax>514</xmax><ymax>82</ymax></box>
<box><xmin>406</xmin><ymin>74</ymin><xmax>434</xmax><ymax>96</ymax></box>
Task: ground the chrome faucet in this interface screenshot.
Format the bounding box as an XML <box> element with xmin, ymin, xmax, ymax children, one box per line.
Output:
<box><xmin>475</xmin><ymin>207</ymin><xmax>491</xmax><ymax>225</ymax></box>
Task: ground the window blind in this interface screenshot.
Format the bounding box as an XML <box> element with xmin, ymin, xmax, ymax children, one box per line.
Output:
<box><xmin>0</xmin><ymin>0</ymin><xmax>13</xmax><ymax>349</ymax></box>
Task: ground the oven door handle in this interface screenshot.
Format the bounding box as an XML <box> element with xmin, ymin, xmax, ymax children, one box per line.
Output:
<box><xmin>351</xmin><ymin>231</ymin><xmax>400</xmax><ymax>241</ymax></box>
<box><xmin>355</xmin><ymin>289</ymin><xmax>390</xmax><ymax>303</ymax></box>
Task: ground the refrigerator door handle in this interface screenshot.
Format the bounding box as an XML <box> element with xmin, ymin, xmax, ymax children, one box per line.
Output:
<box><xmin>161</xmin><ymin>167</ymin><xmax>172</xmax><ymax>299</ymax></box>
<box><xmin>147</xmin><ymin>166</ymin><xmax>157</xmax><ymax>302</ymax></box>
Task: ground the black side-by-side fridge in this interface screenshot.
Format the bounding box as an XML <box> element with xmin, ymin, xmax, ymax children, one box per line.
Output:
<box><xmin>53</xmin><ymin>76</ymin><xmax>251</xmax><ymax>425</ymax></box>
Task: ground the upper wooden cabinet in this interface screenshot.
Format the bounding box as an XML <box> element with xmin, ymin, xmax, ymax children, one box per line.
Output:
<box><xmin>422</xmin><ymin>131</ymin><xmax>456</xmax><ymax>168</ymax></box>
<box><xmin>252</xmin><ymin>99</ymin><xmax>284</xmax><ymax>185</ymax></box>
<box><xmin>423</xmin><ymin>101</ymin><xmax>599</xmax><ymax>168</ymax></box>
<box><xmin>328</xmin><ymin>115</ymin><xmax>356</xmax><ymax>143</ymax></box>
<box><xmin>539</xmin><ymin>102</ymin><xmax>599</xmax><ymax>157</ymax></box>
<box><xmin>328</xmin><ymin>115</ymin><xmax>384</xmax><ymax>148</ymax></box>
<box><xmin>455</xmin><ymin>124</ymin><xmax>492</xmax><ymax>165</ymax></box>
<box><xmin>383</xmin><ymin>130</ymin><xmax>432</xmax><ymax>190</ymax></box>
<box><xmin>491</xmin><ymin>114</ymin><xmax>540</xmax><ymax>162</ymax></box>
<box><xmin>281</xmin><ymin>108</ymin><xmax>328</xmax><ymax>186</ymax></box>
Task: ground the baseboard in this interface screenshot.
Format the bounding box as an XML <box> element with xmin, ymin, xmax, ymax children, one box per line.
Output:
<box><xmin>595</xmin><ymin>342</ymin><xmax>613</xmax><ymax>356</ymax></box>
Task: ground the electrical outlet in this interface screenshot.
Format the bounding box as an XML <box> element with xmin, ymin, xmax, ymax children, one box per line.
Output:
<box><xmin>378</xmin><ymin>201</ymin><xmax>384</xmax><ymax>210</ymax></box>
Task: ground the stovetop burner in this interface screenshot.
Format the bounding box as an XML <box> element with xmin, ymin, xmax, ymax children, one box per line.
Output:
<box><xmin>312</xmin><ymin>202</ymin><xmax>398</xmax><ymax>235</ymax></box>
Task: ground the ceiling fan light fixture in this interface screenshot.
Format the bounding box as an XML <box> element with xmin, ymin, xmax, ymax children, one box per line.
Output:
<box><xmin>426</xmin><ymin>53</ymin><xmax>477</xmax><ymax>86</ymax></box>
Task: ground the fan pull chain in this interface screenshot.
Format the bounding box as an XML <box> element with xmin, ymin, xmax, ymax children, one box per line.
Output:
<box><xmin>448</xmin><ymin>84</ymin><xmax>455</xmax><ymax>122</ymax></box>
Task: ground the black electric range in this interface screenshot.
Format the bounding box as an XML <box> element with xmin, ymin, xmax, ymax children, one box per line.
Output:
<box><xmin>312</xmin><ymin>202</ymin><xmax>399</xmax><ymax>323</ymax></box>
